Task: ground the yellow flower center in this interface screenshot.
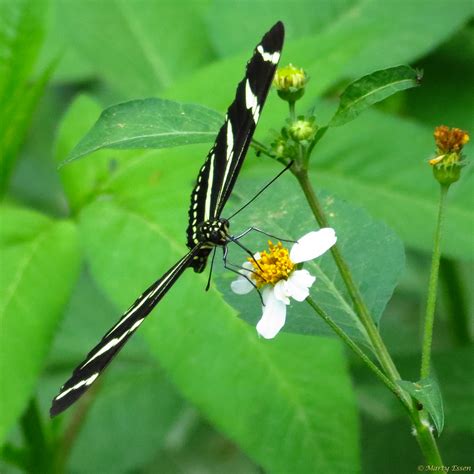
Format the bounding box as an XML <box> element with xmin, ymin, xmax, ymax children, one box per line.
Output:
<box><xmin>249</xmin><ymin>241</ymin><xmax>294</xmax><ymax>288</ymax></box>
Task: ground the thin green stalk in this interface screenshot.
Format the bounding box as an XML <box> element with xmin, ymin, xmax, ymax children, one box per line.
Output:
<box><xmin>306</xmin><ymin>299</ymin><xmax>443</xmax><ymax>465</ymax></box>
<box><xmin>289</xmin><ymin>100</ymin><xmax>296</xmax><ymax>122</ymax></box>
<box><xmin>421</xmin><ymin>184</ymin><xmax>449</xmax><ymax>379</ymax></box>
<box><xmin>294</xmin><ymin>169</ymin><xmax>402</xmax><ymax>384</ymax></box>
<box><xmin>306</xmin><ymin>297</ymin><xmax>410</xmax><ymax>412</ymax></box>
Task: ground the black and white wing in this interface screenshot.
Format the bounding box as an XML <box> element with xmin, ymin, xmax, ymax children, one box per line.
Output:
<box><xmin>50</xmin><ymin>247</ymin><xmax>201</xmax><ymax>417</ymax></box>
<box><xmin>186</xmin><ymin>21</ymin><xmax>284</xmax><ymax>271</ymax></box>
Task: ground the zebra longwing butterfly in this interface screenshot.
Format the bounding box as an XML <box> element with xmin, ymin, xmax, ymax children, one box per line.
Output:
<box><xmin>50</xmin><ymin>21</ymin><xmax>284</xmax><ymax>417</ymax></box>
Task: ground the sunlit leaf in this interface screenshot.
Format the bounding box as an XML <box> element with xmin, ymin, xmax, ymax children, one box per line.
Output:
<box><xmin>65</xmin><ymin>99</ymin><xmax>222</xmax><ymax>164</ymax></box>
<box><xmin>0</xmin><ymin>206</ymin><xmax>80</xmax><ymax>443</ymax></box>
<box><xmin>329</xmin><ymin>66</ymin><xmax>421</xmax><ymax>127</ymax></box>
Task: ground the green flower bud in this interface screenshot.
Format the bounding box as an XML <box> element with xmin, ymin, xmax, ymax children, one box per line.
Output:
<box><xmin>273</xmin><ymin>64</ymin><xmax>308</xmax><ymax>103</ymax></box>
<box><xmin>288</xmin><ymin>118</ymin><xmax>317</xmax><ymax>142</ymax></box>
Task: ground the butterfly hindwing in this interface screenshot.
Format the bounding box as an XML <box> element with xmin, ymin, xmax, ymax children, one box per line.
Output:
<box><xmin>186</xmin><ymin>22</ymin><xmax>284</xmax><ymax>272</ymax></box>
<box><xmin>50</xmin><ymin>247</ymin><xmax>201</xmax><ymax>416</ymax></box>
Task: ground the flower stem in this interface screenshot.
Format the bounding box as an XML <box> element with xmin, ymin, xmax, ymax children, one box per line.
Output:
<box><xmin>289</xmin><ymin>101</ymin><xmax>296</xmax><ymax>122</ymax></box>
<box><xmin>294</xmin><ymin>169</ymin><xmax>443</xmax><ymax>466</ymax></box>
<box><xmin>294</xmin><ymin>169</ymin><xmax>401</xmax><ymax>383</ymax></box>
<box><xmin>420</xmin><ymin>184</ymin><xmax>449</xmax><ymax>379</ymax></box>
<box><xmin>306</xmin><ymin>297</ymin><xmax>411</xmax><ymax>412</ymax></box>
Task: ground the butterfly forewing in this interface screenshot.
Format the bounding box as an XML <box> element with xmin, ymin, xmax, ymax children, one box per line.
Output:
<box><xmin>186</xmin><ymin>22</ymin><xmax>284</xmax><ymax>272</ymax></box>
<box><xmin>50</xmin><ymin>247</ymin><xmax>201</xmax><ymax>416</ymax></box>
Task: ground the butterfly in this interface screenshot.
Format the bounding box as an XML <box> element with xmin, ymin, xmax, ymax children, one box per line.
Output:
<box><xmin>50</xmin><ymin>21</ymin><xmax>284</xmax><ymax>417</ymax></box>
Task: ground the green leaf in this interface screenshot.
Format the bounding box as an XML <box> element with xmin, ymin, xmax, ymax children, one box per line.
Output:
<box><xmin>65</xmin><ymin>98</ymin><xmax>223</xmax><ymax>164</ymax></box>
<box><xmin>398</xmin><ymin>376</ymin><xmax>444</xmax><ymax>435</ymax></box>
<box><xmin>0</xmin><ymin>0</ymin><xmax>51</xmax><ymax>194</ymax></box>
<box><xmin>215</xmin><ymin>180</ymin><xmax>405</xmax><ymax>348</ymax></box>
<box><xmin>305</xmin><ymin>106</ymin><xmax>473</xmax><ymax>260</ymax></box>
<box><xmin>55</xmin><ymin>94</ymin><xmax>145</xmax><ymax>213</ymax></box>
<box><xmin>54</xmin><ymin>0</ymin><xmax>212</xmax><ymax>96</ymax></box>
<box><xmin>434</xmin><ymin>347</ymin><xmax>474</xmax><ymax>434</ymax></box>
<box><xmin>77</xmin><ymin>184</ymin><xmax>360</xmax><ymax>472</ymax></box>
<box><xmin>329</xmin><ymin>66</ymin><xmax>421</xmax><ymax>127</ymax></box>
<box><xmin>0</xmin><ymin>206</ymin><xmax>81</xmax><ymax>444</ymax></box>
<box><xmin>68</xmin><ymin>366</ymin><xmax>185</xmax><ymax>473</ymax></box>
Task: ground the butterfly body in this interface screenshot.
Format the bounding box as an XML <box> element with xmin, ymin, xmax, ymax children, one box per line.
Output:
<box><xmin>51</xmin><ymin>22</ymin><xmax>284</xmax><ymax>417</ymax></box>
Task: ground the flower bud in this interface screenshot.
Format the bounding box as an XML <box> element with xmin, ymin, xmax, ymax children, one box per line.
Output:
<box><xmin>273</xmin><ymin>64</ymin><xmax>308</xmax><ymax>102</ymax></box>
<box><xmin>429</xmin><ymin>125</ymin><xmax>469</xmax><ymax>186</ymax></box>
<box><xmin>288</xmin><ymin>117</ymin><xmax>317</xmax><ymax>142</ymax></box>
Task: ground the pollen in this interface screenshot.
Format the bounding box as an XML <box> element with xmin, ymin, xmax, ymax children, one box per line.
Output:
<box><xmin>249</xmin><ymin>241</ymin><xmax>294</xmax><ymax>288</ymax></box>
<box><xmin>434</xmin><ymin>125</ymin><xmax>469</xmax><ymax>154</ymax></box>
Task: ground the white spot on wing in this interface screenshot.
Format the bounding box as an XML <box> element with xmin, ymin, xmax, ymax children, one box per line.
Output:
<box><xmin>204</xmin><ymin>154</ymin><xmax>215</xmax><ymax>220</ymax></box>
<box><xmin>257</xmin><ymin>45</ymin><xmax>280</xmax><ymax>64</ymax></box>
<box><xmin>245</xmin><ymin>80</ymin><xmax>260</xmax><ymax>123</ymax></box>
<box><xmin>82</xmin><ymin>317</ymin><xmax>145</xmax><ymax>369</ymax></box>
<box><xmin>55</xmin><ymin>373</ymin><xmax>99</xmax><ymax>400</ymax></box>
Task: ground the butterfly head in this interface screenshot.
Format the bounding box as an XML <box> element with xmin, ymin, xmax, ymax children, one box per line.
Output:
<box><xmin>197</xmin><ymin>218</ymin><xmax>230</xmax><ymax>246</ymax></box>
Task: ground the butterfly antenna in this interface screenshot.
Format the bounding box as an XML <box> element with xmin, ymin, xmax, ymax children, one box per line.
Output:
<box><xmin>227</xmin><ymin>160</ymin><xmax>293</xmax><ymax>220</ymax></box>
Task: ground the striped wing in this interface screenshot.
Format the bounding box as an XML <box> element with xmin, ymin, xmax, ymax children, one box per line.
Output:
<box><xmin>186</xmin><ymin>21</ymin><xmax>284</xmax><ymax>271</ymax></box>
<box><xmin>50</xmin><ymin>247</ymin><xmax>200</xmax><ymax>417</ymax></box>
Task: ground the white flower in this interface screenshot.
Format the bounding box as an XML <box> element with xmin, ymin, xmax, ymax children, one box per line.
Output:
<box><xmin>231</xmin><ymin>228</ymin><xmax>337</xmax><ymax>339</ymax></box>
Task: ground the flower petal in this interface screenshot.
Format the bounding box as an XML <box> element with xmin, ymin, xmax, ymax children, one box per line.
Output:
<box><xmin>256</xmin><ymin>289</ymin><xmax>287</xmax><ymax>339</ymax></box>
<box><xmin>230</xmin><ymin>276</ymin><xmax>254</xmax><ymax>295</ymax></box>
<box><xmin>290</xmin><ymin>228</ymin><xmax>337</xmax><ymax>263</ymax></box>
<box><xmin>230</xmin><ymin>261</ymin><xmax>256</xmax><ymax>294</ymax></box>
<box><xmin>273</xmin><ymin>279</ymin><xmax>291</xmax><ymax>304</ymax></box>
<box><xmin>286</xmin><ymin>270</ymin><xmax>316</xmax><ymax>301</ymax></box>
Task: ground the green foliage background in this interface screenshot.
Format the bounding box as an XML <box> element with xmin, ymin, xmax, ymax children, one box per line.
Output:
<box><xmin>0</xmin><ymin>0</ymin><xmax>473</xmax><ymax>473</ymax></box>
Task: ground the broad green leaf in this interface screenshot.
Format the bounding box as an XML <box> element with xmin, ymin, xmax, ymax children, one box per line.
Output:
<box><xmin>329</xmin><ymin>66</ymin><xmax>421</xmax><ymax>127</ymax></box>
<box><xmin>435</xmin><ymin>347</ymin><xmax>474</xmax><ymax>434</ymax></box>
<box><xmin>55</xmin><ymin>94</ymin><xmax>146</xmax><ymax>213</ymax></box>
<box><xmin>214</xmin><ymin>180</ymin><xmax>405</xmax><ymax>348</ymax></box>
<box><xmin>0</xmin><ymin>206</ymin><xmax>80</xmax><ymax>444</ymax></box>
<box><xmin>77</xmin><ymin>184</ymin><xmax>360</xmax><ymax>472</ymax></box>
<box><xmin>0</xmin><ymin>0</ymin><xmax>51</xmax><ymax>195</ymax></box>
<box><xmin>65</xmin><ymin>98</ymin><xmax>223</xmax><ymax>163</ymax></box>
<box><xmin>54</xmin><ymin>0</ymin><xmax>213</xmax><ymax>97</ymax></box>
<box><xmin>305</xmin><ymin>107</ymin><xmax>474</xmax><ymax>260</ymax></box>
<box><xmin>340</xmin><ymin>0</ymin><xmax>473</xmax><ymax>77</ymax></box>
<box><xmin>406</xmin><ymin>25</ymin><xmax>474</xmax><ymax>131</ymax></box>
<box><xmin>68</xmin><ymin>366</ymin><xmax>185</xmax><ymax>473</ymax></box>
<box><xmin>206</xmin><ymin>0</ymin><xmax>353</xmax><ymax>57</ymax></box>
<box><xmin>398</xmin><ymin>376</ymin><xmax>444</xmax><ymax>435</ymax></box>
<box><xmin>205</xmin><ymin>0</ymin><xmax>471</xmax><ymax>79</ymax></box>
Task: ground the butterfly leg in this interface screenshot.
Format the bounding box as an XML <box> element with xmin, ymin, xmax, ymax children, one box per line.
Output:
<box><xmin>222</xmin><ymin>245</ymin><xmax>264</xmax><ymax>306</ymax></box>
<box><xmin>228</xmin><ymin>236</ymin><xmax>264</xmax><ymax>271</ymax></box>
<box><xmin>233</xmin><ymin>226</ymin><xmax>297</xmax><ymax>244</ymax></box>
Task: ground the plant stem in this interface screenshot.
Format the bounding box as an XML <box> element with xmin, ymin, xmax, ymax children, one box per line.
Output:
<box><xmin>306</xmin><ymin>297</ymin><xmax>411</xmax><ymax>412</ymax></box>
<box><xmin>421</xmin><ymin>184</ymin><xmax>449</xmax><ymax>379</ymax></box>
<box><xmin>294</xmin><ymin>169</ymin><xmax>402</xmax><ymax>383</ymax></box>
<box><xmin>412</xmin><ymin>409</ymin><xmax>444</xmax><ymax>466</ymax></box>
<box><xmin>289</xmin><ymin>101</ymin><xmax>296</xmax><ymax>121</ymax></box>
<box><xmin>294</xmin><ymin>168</ymin><xmax>443</xmax><ymax>465</ymax></box>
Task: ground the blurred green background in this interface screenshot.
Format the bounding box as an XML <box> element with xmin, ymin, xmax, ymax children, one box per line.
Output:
<box><xmin>1</xmin><ymin>0</ymin><xmax>473</xmax><ymax>473</ymax></box>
